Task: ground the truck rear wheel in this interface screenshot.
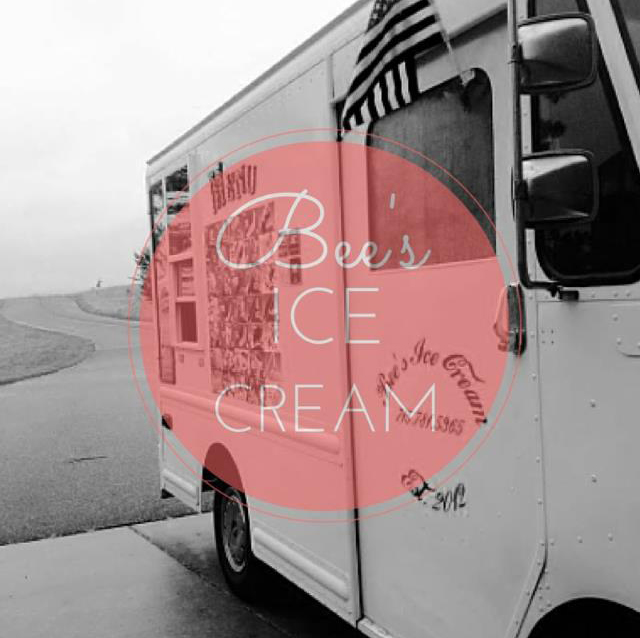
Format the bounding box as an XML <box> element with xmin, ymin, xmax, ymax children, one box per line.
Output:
<box><xmin>213</xmin><ymin>483</ymin><xmax>265</xmax><ymax>601</ymax></box>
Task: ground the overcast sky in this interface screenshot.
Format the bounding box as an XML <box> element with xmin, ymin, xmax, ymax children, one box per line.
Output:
<box><xmin>0</xmin><ymin>0</ymin><xmax>354</xmax><ymax>298</ymax></box>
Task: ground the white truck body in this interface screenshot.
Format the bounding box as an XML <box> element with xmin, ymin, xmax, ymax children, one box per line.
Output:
<box><xmin>146</xmin><ymin>1</ymin><xmax>640</xmax><ymax>636</ymax></box>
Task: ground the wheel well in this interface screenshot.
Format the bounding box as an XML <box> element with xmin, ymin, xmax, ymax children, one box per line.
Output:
<box><xmin>529</xmin><ymin>598</ymin><xmax>640</xmax><ymax>637</ymax></box>
<box><xmin>201</xmin><ymin>443</ymin><xmax>242</xmax><ymax>494</ymax></box>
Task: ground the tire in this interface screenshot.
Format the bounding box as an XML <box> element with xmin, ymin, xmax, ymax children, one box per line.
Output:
<box><xmin>213</xmin><ymin>483</ymin><xmax>265</xmax><ymax>601</ymax></box>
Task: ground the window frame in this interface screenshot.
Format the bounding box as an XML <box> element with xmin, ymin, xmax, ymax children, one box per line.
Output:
<box><xmin>364</xmin><ymin>67</ymin><xmax>497</xmax><ymax>272</ymax></box>
<box><xmin>611</xmin><ymin>0</ymin><xmax>640</xmax><ymax>91</ymax></box>
<box><xmin>148</xmin><ymin>178</ymin><xmax>178</xmax><ymax>384</ymax></box>
<box><xmin>529</xmin><ymin>0</ymin><xmax>640</xmax><ymax>287</ymax></box>
<box><xmin>151</xmin><ymin>160</ymin><xmax>203</xmax><ymax>353</ymax></box>
<box><xmin>171</xmin><ymin>256</ymin><xmax>199</xmax><ymax>346</ymax></box>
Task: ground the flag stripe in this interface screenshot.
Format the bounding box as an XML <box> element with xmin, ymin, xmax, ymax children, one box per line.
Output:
<box><xmin>356</xmin><ymin>8</ymin><xmax>438</xmax><ymax>90</ymax></box>
<box><xmin>343</xmin><ymin>26</ymin><xmax>443</xmax><ymax>122</ymax></box>
<box><xmin>361</xmin><ymin>100</ymin><xmax>372</xmax><ymax>124</ymax></box>
<box><xmin>348</xmin><ymin>14</ymin><xmax>439</xmax><ymax>99</ymax></box>
<box><xmin>384</xmin><ymin>70</ymin><xmax>399</xmax><ymax>110</ymax></box>
<box><xmin>391</xmin><ymin>63</ymin><xmax>405</xmax><ymax>108</ymax></box>
<box><xmin>373</xmin><ymin>82</ymin><xmax>385</xmax><ymax>118</ymax></box>
<box><xmin>365</xmin><ymin>0</ymin><xmax>429</xmax><ymax>46</ymax></box>
<box><xmin>406</xmin><ymin>58</ymin><xmax>420</xmax><ymax>97</ymax></box>
<box><xmin>360</xmin><ymin>0</ymin><xmax>434</xmax><ymax>60</ymax></box>
<box><xmin>368</xmin><ymin>87</ymin><xmax>379</xmax><ymax>121</ymax></box>
<box><xmin>379</xmin><ymin>72</ymin><xmax>393</xmax><ymax>113</ymax></box>
<box><xmin>341</xmin><ymin>0</ymin><xmax>445</xmax><ymax>131</ymax></box>
<box><xmin>399</xmin><ymin>61</ymin><xmax>411</xmax><ymax>104</ymax></box>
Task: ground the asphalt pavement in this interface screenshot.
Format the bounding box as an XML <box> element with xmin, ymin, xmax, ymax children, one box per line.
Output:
<box><xmin>0</xmin><ymin>297</ymin><xmax>361</xmax><ymax>636</ymax></box>
<box><xmin>0</xmin><ymin>295</ymin><xmax>190</xmax><ymax>545</ymax></box>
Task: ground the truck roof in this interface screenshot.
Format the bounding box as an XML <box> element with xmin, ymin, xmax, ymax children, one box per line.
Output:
<box><xmin>147</xmin><ymin>0</ymin><xmax>505</xmax><ymax>168</ymax></box>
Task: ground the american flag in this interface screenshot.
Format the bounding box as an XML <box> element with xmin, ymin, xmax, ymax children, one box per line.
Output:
<box><xmin>341</xmin><ymin>0</ymin><xmax>445</xmax><ymax>131</ymax></box>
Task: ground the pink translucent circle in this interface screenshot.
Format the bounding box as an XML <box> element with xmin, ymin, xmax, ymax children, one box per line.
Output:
<box><xmin>130</xmin><ymin>134</ymin><xmax>517</xmax><ymax>517</ymax></box>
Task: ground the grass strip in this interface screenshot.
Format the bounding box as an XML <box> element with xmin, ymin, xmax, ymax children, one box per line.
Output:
<box><xmin>0</xmin><ymin>310</ymin><xmax>95</xmax><ymax>386</ymax></box>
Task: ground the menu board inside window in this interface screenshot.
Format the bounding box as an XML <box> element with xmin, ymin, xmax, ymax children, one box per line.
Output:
<box><xmin>204</xmin><ymin>202</ymin><xmax>282</xmax><ymax>404</ymax></box>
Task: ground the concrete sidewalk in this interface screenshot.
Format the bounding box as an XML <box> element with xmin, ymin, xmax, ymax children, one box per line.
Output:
<box><xmin>0</xmin><ymin>515</ymin><xmax>358</xmax><ymax>638</ymax></box>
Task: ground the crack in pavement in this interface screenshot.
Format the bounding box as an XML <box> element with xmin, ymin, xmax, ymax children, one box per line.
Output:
<box><xmin>66</xmin><ymin>456</ymin><xmax>109</xmax><ymax>464</ymax></box>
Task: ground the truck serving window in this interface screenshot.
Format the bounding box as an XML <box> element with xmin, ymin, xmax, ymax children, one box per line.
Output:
<box><xmin>367</xmin><ymin>70</ymin><xmax>495</xmax><ymax>270</ymax></box>
<box><xmin>149</xmin><ymin>181</ymin><xmax>164</xmax><ymax>249</ymax></box>
<box><xmin>531</xmin><ymin>0</ymin><xmax>640</xmax><ymax>286</ymax></box>
<box><xmin>166</xmin><ymin>166</ymin><xmax>192</xmax><ymax>256</ymax></box>
<box><xmin>164</xmin><ymin>165</ymin><xmax>198</xmax><ymax>346</ymax></box>
<box><xmin>148</xmin><ymin>180</ymin><xmax>176</xmax><ymax>384</ymax></box>
<box><xmin>175</xmin><ymin>259</ymin><xmax>198</xmax><ymax>344</ymax></box>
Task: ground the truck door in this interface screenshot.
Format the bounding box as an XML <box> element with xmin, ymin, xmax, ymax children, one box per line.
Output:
<box><xmin>528</xmin><ymin>0</ymin><xmax>640</xmax><ymax>608</ymax></box>
<box><xmin>340</xmin><ymin>17</ymin><xmax>547</xmax><ymax>637</ymax></box>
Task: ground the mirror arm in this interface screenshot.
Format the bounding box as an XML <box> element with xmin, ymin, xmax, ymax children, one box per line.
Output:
<box><xmin>509</xmin><ymin>0</ymin><xmax>578</xmax><ymax>302</ymax></box>
<box><xmin>515</xmin><ymin>193</ymin><xmax>560</xmax><ymax>298</ymax></box>
<box><xmin>515</xmin><ymin>184</ymin><xmax>581</xmax><ymax>301</ymax></box>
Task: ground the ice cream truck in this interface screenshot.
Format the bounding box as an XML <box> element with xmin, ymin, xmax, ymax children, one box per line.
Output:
<box><xmin>142</xmin><ymin>0</ymin><xmax>640</xmax><ymax>636</ymax></box>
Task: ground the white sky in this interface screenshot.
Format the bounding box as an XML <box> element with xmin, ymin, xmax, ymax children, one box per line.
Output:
<box><xmin>0</xmin><ymin>0</ymin><xmax>355</xmax><ymax>298</ymax></box>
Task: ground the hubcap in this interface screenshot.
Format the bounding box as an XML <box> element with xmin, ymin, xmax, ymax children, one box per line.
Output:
<box><xmin>221</xmin><ymin>489</ymin><xmax>248</xmax><ymax>573</ymax></box>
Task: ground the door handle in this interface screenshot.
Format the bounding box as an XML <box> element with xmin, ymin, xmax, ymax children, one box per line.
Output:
<box><xmin>494</xmin><ymin>283</ymin><xmax>527</xmax><ymax>355</ymax></box>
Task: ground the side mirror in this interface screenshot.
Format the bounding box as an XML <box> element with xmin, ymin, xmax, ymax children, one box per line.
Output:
<box><xmin>519</xmin><ymin>13</ymin><xmax>598</xmax><ymax>94</ymax></box>
<box><xmin>521</xmin><ymin>151</ymin><xmax>598</xmax><ymax>229</ymax></box>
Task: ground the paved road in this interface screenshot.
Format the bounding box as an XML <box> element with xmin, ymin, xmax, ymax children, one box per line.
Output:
<box><xmin>0</xmin><ymin>298</ymin><xmax>360</xmax><ymax>636</ymax></box>
<box><xmin>0</xmin><ymin>296</ymin><xmax>190</xmax><ymax>545</ymax></box>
